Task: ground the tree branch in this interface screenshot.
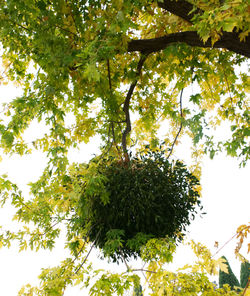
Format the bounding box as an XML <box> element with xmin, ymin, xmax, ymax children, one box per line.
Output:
<box><xmin>211</xmin><ymin>224</ymin><xmax>249</xmax><ymax>259</ymax></box>
<box><xmin>120</xmin><ymin>250</ymin><xmax>130</xmax><ymax>272</ymax></box>
<box><xmin>111</xmin><ymin>121</ymin><xmax>122</xmax><ymax>155</ymax></box>
<box><xmin>39</xmin><ymin>221</ymin><xmax>60</xmax><ymax>236</ymax></box>
<box><xmin>74</xmin><ymin>231</ymin><xmax>100</xmax><ymax>275</ymax></box>
<box><xmin>128</xmin><ymin>31</ymin><xmax>250</xmax><ymax>58</ymax></box>
<box><xmin>107</xmin><ymin>59</ymin><xmax>112</xmax><ymax>92</ymax></box>
<box><xmin>122</xmin><ymin>54</ymin><xmax>148</xmax><ymax>161</ymax></box>
<box><xmin>131</xmin><ymin>268</ymin><xmax>157</xmax><ymax>274</ymax></box>
<box><xmin>157</xmin><ymin>0</ymin><xmax>203</xmax><ymax>23</ymax></box>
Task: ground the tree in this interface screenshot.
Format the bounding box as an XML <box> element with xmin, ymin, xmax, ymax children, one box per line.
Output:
<box><xmin>0</xmin><ymin>0</ymin><xmax>249</xmax><ymax>294</ymax></box>
<box><xmin>219</xmin><ymin>256</ymin><xmax>240</xmax><ymax>290</ymax></box>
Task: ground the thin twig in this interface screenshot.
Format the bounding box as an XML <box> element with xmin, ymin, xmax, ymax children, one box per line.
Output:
<box><xmin>72</xmin><ymin>241</ymin><xmax>88</xmax><ymax>264</ymax></box>
<box><xmin>36</xmin><ymin>16</ymin><xmax>79</xmax><ymax>39</ymax></box>
<box><xmin>107</xmin><ymin>59</ymin><xmax>112</xmax><ymax>92</ymax></box>
<box><xmin>111</xmin><ymin>121</ymin><xmax>121</xmax><ymax>155</ymax></box>
<box><xmin>0</xmin><ymin>103</ymin><xmax>11</xmax><ymax>114</ymax></box>
<box><xmin>121</xmin><ymin>251</ymin><xmax>130</xmax><ymax>272</ymax></box>
<box><xmin>106</xmin><ymin>123</ymin><xmax>112</xmax><ymax>148</ymax></box>
<box><xmin>100</xmin><ymin>123</ymin><xmax>113</xmax><ymax>159</ymax></box>
<box><xmin>67</xmin><ymin>3</ymin><xmax>81</xmax><ymax>36</ymax></box>
<box><xmin>74</xmin><ymin>231</ymin><xmax>100</xmax><ymax>275</ymax></box>
<box><xmin>40</xmin><ymin>221</ymin><xmax>60</xmax><ymax>236</ymax></box>
<box><xmin>142</xmin><ymin>270</ymin><xmax>148</xmax><ymax>284</ymax></box>
<box><xmin>156</xmin><ymin>80</ymin><xmax>178</xmax><ymax>123</ymax></box>
<box><xmin>131</xmin><ymin>268</ymin><xmax>157</xmax><ymax>274</ymax></box>
<box><xmin>167</xmin><ymin>88</ymin><xmax>184</xmax><ymax>159</ymax></box>
<box><xmin>6</xmin><ymin>18</ymin><xmax>32</xmax><ymax>32</ymax></box>
<box><xmin>222</xmin><ymin>66</ymin><xmax>233</xmax><ymax>105</ymax></box>
<box><xmin>16</xmin><ymin>198</ymin><xmax>32</xmax><ymax>211</ymax></box>
<box><xmin>74</xmin><ymin>241</ymin><xmax>95</xmax><ymax>274</ymax></box>
<box><xmin>205</xmin><ymin>79</ymin><xmax>216</xmax><ymax>103</ymax></box>
<box><xmin>107</xmin><ymin>120</ymin><xmax>126</xmax><ymax>124</ymax></box>
<box><xmin>211</xmin><ymin>225</ymin><xmax>249</xmax><ymax>258</ymax></box>
<box><xmin>211</xmin><ymin>233</ymin><xmax>238</xmax><ymax>258</ymax></box>
<box><xmin>0</xmin><ymin>61</ymin><xmax>13</xmax><ymax>80</ymax></box>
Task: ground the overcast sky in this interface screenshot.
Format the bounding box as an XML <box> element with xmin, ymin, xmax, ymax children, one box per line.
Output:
<box><xmin>0</xmin><ymin>82</ymin><xmax>249</xmax><ymax>295</ymax></box>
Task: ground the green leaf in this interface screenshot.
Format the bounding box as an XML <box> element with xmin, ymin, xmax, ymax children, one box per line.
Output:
<box><xmin>190</xmin><ymin>94</ymin><xmax>202</xmax><ymax>105</ymax></box>
<box><xmin>222</xmin><ymin>20</ymin><xmax>237</xmax><ymax>32</ymax></box>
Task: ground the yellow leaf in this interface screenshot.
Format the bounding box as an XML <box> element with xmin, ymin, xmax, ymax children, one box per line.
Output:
<box><xmin>218</xmin><ymin>257</ymin><xmax>228</xmax><ymax>273</ymax></box>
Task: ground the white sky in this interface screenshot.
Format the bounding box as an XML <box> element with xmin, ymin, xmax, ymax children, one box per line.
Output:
<box><xmin>0</xmin><ymin>82</ymin><xmax>249</xmax><ymax>295</ymax></box>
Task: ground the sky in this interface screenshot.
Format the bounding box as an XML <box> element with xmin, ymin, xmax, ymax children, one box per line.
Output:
<box><xmin>0</xmin><ymin>81</ymin><xmax>249</xmax><ymax>295</ymax></box>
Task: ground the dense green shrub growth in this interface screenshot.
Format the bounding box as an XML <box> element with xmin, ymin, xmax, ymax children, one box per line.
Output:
<box><xmin>219</xmin><ymin>256</ymin><xmax>240</xmax><ymax>290</ymax></box>
<box><xmin>78</xmin><ymin>150</ymin><xmax>202</xmax><ymax>261</ymax></box>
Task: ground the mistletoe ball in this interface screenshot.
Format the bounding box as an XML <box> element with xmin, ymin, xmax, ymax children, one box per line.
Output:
<box><xmin>78</xmin><ymin>150</ymin><xmax>202</xmax><ymax>261</ymax></box>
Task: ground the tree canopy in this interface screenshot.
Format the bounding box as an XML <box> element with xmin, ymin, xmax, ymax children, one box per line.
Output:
<box><xmin>0</xmin><ymin>0</ymin><xmax>249</xmax><ymax>295</ymax></box>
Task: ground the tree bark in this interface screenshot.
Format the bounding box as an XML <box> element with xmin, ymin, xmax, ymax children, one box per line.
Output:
<box><xmin>157</xmin><ymin>0</ymin><xmax>203</xmax><ymax>23</ymax></box>
<box><xmin>128</xmin><ymin>31</ymin><xmax>250</xmax><ymax>58</ymax></box>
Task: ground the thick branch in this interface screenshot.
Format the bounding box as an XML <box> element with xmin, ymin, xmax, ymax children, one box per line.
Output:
<box><xmin>128</xmin><ymin>31</ymin><xmax>250</xmax><ymax>58</ymax></box>
<box><xmin>133</xmin><ymin>0</ymin><xmax>249</xmax><ymax>57</ymax></box>
<box><xmin>122</xmin><ymin>55</ymin><xmax>147</xmax><ymax>161</ymax></box>
<box><xmin>157</xmin><ymin>0</ymin><xmax>203</xmax><ymax>23</ymax></box>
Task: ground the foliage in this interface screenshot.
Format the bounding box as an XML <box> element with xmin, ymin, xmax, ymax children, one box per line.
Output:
<box><xmin>219</xmin><ymin>256</ymin><xmax>240</xmax><ymax>291</ymax></box>
<box><xmin>16</xmin><ymin>237</ymin><xmax>248</xmax><ymax>296</ymax></box>
<box><xmin>0</xmin><ymin>0</ymin><xmax>249</xmax><ymax>166</ymax></box>
<box><xmin>235</xmin><ymin>224</ymin><xmax>250</xmax><ymax>259</ymax></box>
<box><xmin>141</xmin><ymin>241</ymin><xmax>243</xmax><ymax>296</ymax></box>
<box><xmin>0</xmin><ymin>0</ymin><xmax>249</xmax><ymax>294</ymax></box>
<box><xmin>77</xmin><ymin>149</ymin><xmax>201</xmax><ymax>261</ymax></box>
<box><xmin>240</xmin><ymin>260</ymin><xmax>250</xmax><ymax>289</ymax></box>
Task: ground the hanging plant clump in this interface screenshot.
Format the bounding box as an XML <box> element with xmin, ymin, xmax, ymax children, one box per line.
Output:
<box><xmin>78</xmin><ymin>150</ymin><xmax>202</xmax><ymax>262</ymax></box>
